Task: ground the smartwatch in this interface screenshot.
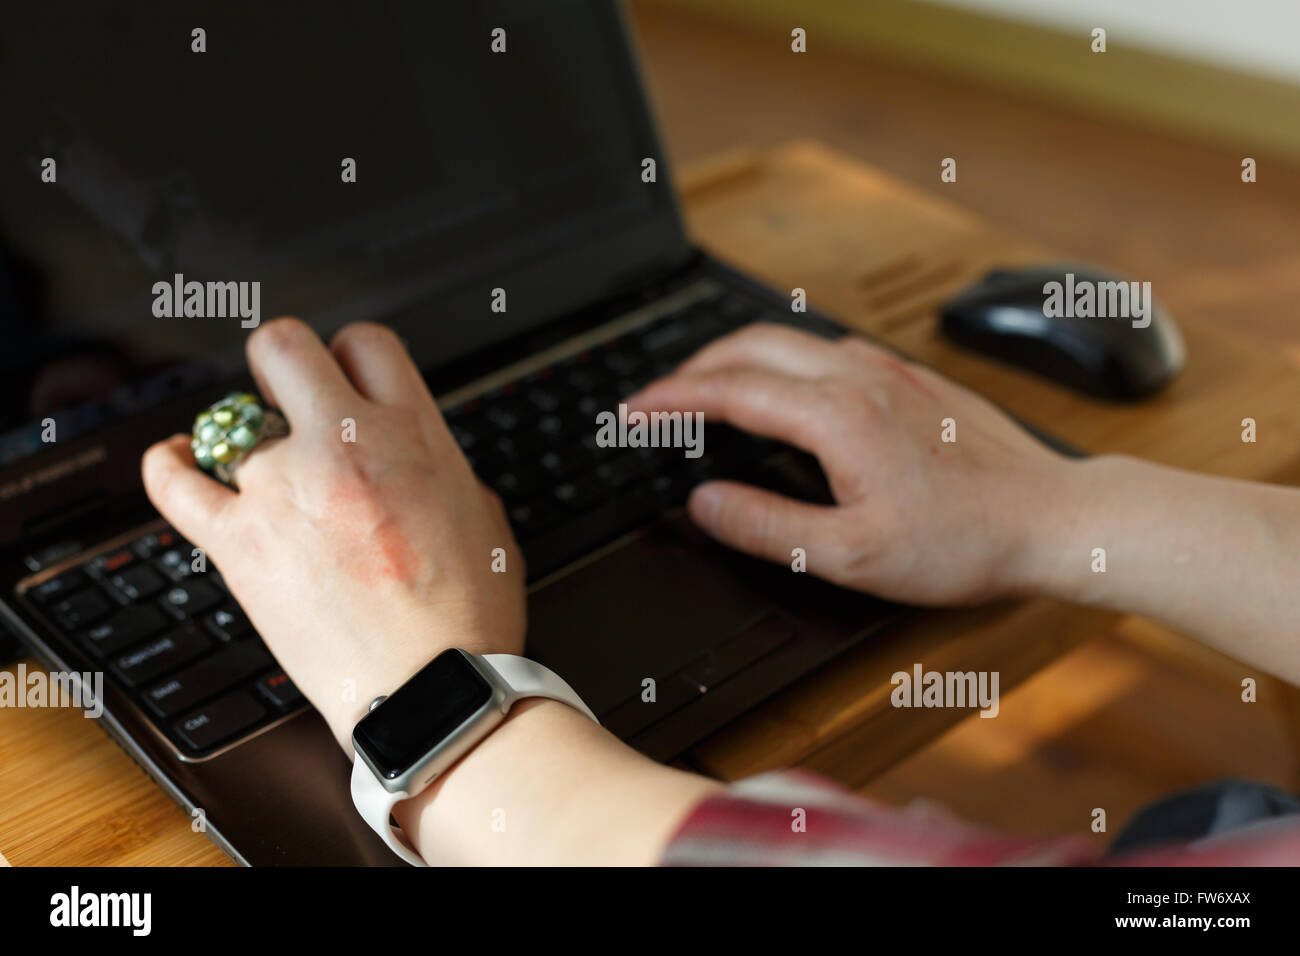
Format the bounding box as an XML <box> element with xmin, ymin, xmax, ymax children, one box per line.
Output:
<box><xmin>349</xmin><ymin>647</ymin><xmax>598</xmax><ymax>866</ymax></box>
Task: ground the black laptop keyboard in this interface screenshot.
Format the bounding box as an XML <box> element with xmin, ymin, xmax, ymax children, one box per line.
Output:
<box><xmin>24</xmin><ymin>527</ymin><xmax>302</xmax><ymax>757</ymax></box>
<box><xmin>18</xmin><ymin>285</ymin><xmax>837</xmax><ymax>758</ymax></box>
<box><xmin>445</xmin><ymin>286</ymin><xmax>835</xmax><ymax>578</ymax></box>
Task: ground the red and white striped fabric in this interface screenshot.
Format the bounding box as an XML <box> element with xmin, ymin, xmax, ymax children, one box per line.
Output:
<box><xmin>659</xmin><ymin>770</ymin><xmax>1300</xmax><ymax>866</ymax></box>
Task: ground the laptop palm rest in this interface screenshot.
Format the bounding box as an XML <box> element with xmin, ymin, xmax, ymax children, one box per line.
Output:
<box><xmin>525</xmin><ymin>502</ymin><xmax>905</xmax><ymax>760</ymax></box>
<box><xmin>525</xmin><ymin>513</ymin><xmax>783</xmax><ymax>717</ymax></box>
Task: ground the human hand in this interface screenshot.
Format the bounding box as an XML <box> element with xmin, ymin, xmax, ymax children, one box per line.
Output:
<box><xmin>628</xmin><ymin>324</ymin><xmax>1074</xmax><ymax>606</ymax></box>
<box><xmin>142</xmin><ymin>318</ymin><xmax>524</xmax><ymax>750</ymax></box>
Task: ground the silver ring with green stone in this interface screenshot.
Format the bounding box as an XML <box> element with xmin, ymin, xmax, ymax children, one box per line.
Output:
<box><xmin>190</xmin><ymin>392</ymin><xmax>289</xmax><ymax>487</ymax></box>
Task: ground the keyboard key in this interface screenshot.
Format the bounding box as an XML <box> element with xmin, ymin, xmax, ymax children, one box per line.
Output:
<box><xmin>256</xmin><ymin>670</ymin><xmax>305</xmax><ymax>709</ymax></box>
<box><xmin>521</xmin><ymin>493</ymin><xmax>659</xmax><ymax>580</ymax></box>
<box><xmin>601</xmin><ymin>348</ymin><xmax>643</xmax><ymax>377</ymax></box>
<box><xmin>22</xmin><ymin>541</ymin><xmax>81</xmax><ymax>574</ymax></box>
<box><xmin>507</xmin><ymin>501</ymin><xmax>563</xmax><ymax>539</ymax></box>
<box><xmin>595</xmin><ymin>453</ymin><xmax>644</xmax><ymax>489</ymax></box>
<box><xmin>492</xmin><ymin>433</ymin><xmax>544</xmax><ymax>459</ymax></box>
<box><xmin>525</xmin><ymin>386</ymin><xmax>562</xmax><ymax>413</ymax></box>
<box><xmin>485</xmin><ymin>405</ymin><xmax>522</xmax><ymax>431</ymax></box>
<box><xmin>539</xmin><ymin>447</ymin><xmax>590</xmax><ymax>478</ymax></box>
<box><xmin>489</xmin><ymin>471</ymin><xmax>537</xmax><ymax>501</ymax></box>
<box><xmin>29</xmin><ymin>569</ymin><xmax>87</xmax><ymax>604</ymax></box>
<box><xmin>580</xmin><ymin>431</ymin><xmax>616</xmax><ymax>458</ymax></box>
<box><xmin>87</xmin><ymin>548</ymin><xmax>135</xmax><ymax>577</ymax></box>
<box><xmin>203</xmin><ymin>605</ymin><xmax>252</xmax><ymax>642</ymax></box>
<box><xmin>554</xmin><ymin>478</ymin><xmax>609</xmax><ymax>512</ymax></box>
<box><xmin>536</xmin><ymin>414</ymin><xmax>566</xmax><ymax>438</ymax></box>
<box><xmin>82</xmin><ymin>604</ymin><xmax>171</xmax><ymax>658</ymax></box>
<box><xmin>564</xmin><ymin>366</ymin><xmax>604</xmax><ymax>393</ymax></box>
<box><xmin>131</xmin><ymin>529</ymin><xmax>179</xmax><ymax>560</ymax></box>
<box><xmin>159</xmin><ymin>580</ymin><xmax>223</xmax><ymax>620</ymax></box>
<box><xmin>174</xmin><ymin>692</ymin><xmax>267</xmax><ymax>752</ymax></box>
<box><xmin>112</xmin><ymin>624</ymin><xmax>212</xmax><ymax>688</ymax></box>
<box><xmin>448</xmin><ymin>424</ymin><xmax>476</xmax><ymax>451</ymax></box>
<box><xmin>154</xmin><ymin>548</ymin><xmax>196</xmax><ymax>583</ymax></box>
<box><xmin>108</xmin><ymin>564</ymin><xmax>166</xmax><ymax>601</ymax></box>
<box><xmin>51</xmin><ymin>589</ymin><xmax>112</xmax><ymax>631</ymax></box>
<box><xmin>143</xmin><ymin>642</ymin><xmax>275</xmax><ymax>718</ymax></box>
<box><xmin>640</xmin><ymin>470</ymin><xmax>691</xmax><ymax>507</ymax></box>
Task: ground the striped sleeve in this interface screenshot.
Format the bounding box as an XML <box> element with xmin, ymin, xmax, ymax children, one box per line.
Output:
<box><xmin>658</xmin><ymin>770</ymin><xmax>1300</xmax><ymax>866</ymax></box>
<box><xmin>659</xmin><ymin>770</ymin><xmax>1097</xmax><ymax>866</ymax></box>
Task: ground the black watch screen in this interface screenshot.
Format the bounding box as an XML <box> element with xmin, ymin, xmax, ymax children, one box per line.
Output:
<box><xmin>352</xmin><ymin>649</ymin><xmax>494</xmax><ymax>779</ymax></box>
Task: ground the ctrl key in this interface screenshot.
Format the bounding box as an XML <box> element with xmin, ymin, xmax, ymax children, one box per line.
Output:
<box><xmin>174</xmin><ymin>691</ymin><xmax>266</xmax><ymax>752</ymax></box>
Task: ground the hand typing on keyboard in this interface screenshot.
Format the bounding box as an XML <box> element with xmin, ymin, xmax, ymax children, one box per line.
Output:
<box><xmin>626</xmin><ymin>323</ymin><xmax>1072</xmax><ymax>607</ymax></box>
<box><xmin>141</xmin><ymin>318</ymin><xmax>526</xmax><ymax>752</ymax></box>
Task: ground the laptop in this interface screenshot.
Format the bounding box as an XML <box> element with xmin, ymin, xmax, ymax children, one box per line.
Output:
<box><xmin>0</xmin><ymin>0</ymin><xmax>904</xmax><ymax>864</ymax></box>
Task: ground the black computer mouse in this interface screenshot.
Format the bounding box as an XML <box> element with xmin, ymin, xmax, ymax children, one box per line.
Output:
<box><xmin>939</xmin><ymin>264</ymin><xmax>1186</xmax><ymax>400</ymax></box>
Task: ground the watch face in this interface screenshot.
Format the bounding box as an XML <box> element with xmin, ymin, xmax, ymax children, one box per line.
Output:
<box><xmin>353</xmin><ymin>649</ymin><xmax>494</xmax><ymax>779</ymax></box>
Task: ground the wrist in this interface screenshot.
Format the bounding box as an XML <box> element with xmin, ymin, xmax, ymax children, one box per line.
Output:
<box><xmin>1011</xmin><ymin>453</ymin><xmax>1144</xmax><ymax>604</ymax></box>
<box><xmin>394</xmin><ymin>698</ymin><xmax>722</xmax><ymax>865</ymax></box>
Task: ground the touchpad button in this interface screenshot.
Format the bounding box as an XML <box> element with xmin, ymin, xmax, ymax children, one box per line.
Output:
<box><xmin>526</xmin><ymin>517</ymin><xmax>779</xmax><ymax>714</ymax></box>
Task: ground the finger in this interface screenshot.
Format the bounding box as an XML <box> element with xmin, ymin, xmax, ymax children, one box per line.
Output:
<box><xmin>141</xmin><ymin>434</ymin><xmax>238</xmax><ymax>548</ymax></box>
<box><xmin>247</xmin><ymin>363</ymin><xmax>279</xmax><ymax>414</ymax></box>
<box><xmin>329</xmin><ymin>322</ymin><xmax>462</xmax><ymax>454</ymax></box>
<box><xmin>328</xmin><ymin>322</ymin><xmax>434</xmax><ymax>410</ymax></box>
<box><xmin>626</xmin><ymin>367</ymin><xmax>831</xmax><ymax>453</ymax></box>
<box><xmin>687</xmin><ymin>480</ymin><xmax>840</xmax><ymax>569</ymax></box>
<box><xmin>246</xmin><ymin>316</ymin><xmax>359</xmax><ymax>426</ymax></box>
<box><xmin>675</xmin><ymin>323</ymin><xmax>846</xmax><ymax>379</ymax></box>
<box><xmin>219</xmin><ymin>433</ymin><xmax>292</xmax><ymax>492</ymax></box>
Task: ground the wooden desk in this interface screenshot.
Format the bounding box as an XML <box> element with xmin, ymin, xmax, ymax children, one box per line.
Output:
<box><xmin>675</xmin><ymin>142</ymin><xmax>1300</xmax><ymax>785</ymax></box>
<box><xmin>3</xmin><ymin>142</ymin><xmax>1298</xmax><ymax>865</ymax></box>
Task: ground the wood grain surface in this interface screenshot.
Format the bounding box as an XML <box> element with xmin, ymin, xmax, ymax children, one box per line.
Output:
<box><xmin>672</xmin><ymin>142</ymin><xmax>1300</xmax><ymax>788</ymax></box>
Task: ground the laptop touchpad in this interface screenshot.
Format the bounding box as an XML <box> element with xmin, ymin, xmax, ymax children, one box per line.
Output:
<box><xmin>525</xmin><ymin>515</ymin><xmax>780</xmax><ymax>715</ymax></box>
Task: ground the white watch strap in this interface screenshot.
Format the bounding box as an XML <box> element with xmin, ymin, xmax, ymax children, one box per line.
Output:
<box><xmin>350</xmin><ymin>756</ymin><xmax>423</xmax><ymax>866</ymax></box>
<box><xmin>351</xmin><ymin>654</ymin><xmax>598</xmax><ymax>866</ymax></box>
<box><xmin>480</xmin><ymin>654</ymin><xmax>599</xmax><ymax>722</ymax></box>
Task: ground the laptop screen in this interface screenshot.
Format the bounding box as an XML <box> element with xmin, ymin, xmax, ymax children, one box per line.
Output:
<box><xmin>0</xmin><ymin>0</ymin><xmax>688</xmax><ymax>469</ymax></box>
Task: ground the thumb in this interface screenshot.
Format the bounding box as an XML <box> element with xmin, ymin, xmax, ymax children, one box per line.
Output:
<box><xmin>141</xmin><ymin>434</ymin><xmax>237</xmax><ymax>550</ymax></box>
<box><xmin>687</xmin><ymin>480</ymin><xmax>839</xmax><ymax>570</ymax></box>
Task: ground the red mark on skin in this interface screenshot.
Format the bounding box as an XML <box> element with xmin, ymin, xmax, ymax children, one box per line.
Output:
<box><xmin>890</xmin><ymin>360</ymin><xmax>942</xmax><ymax>402</ymax></box>
<box><xmin>325</xmin><ymin>476</ymin><xmax>420</xmax><ymax>585</ymax></box>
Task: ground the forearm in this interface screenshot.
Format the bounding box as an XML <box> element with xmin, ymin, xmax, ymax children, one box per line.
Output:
<box><xmin>390</xmin><ymin>699</ymin><xmax>723</xmax><ymax>865</ymax></box>
<box><xmin>1028</xmin><ymin>454</ymin><xmax>1300</xmax><ymax>685</ymax></box>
